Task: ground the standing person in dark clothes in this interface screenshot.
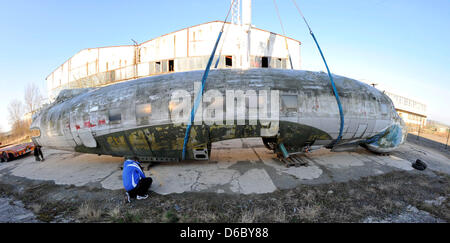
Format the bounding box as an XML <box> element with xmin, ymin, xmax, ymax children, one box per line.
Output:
<box><xmin>34</xmin><ymin>145</ymin><xmax>44</xmax><ymax>161</ymax></box>
<box><xmin>122</xmin><ymin>157</ymin><xmax>152</xmax><ymax>203</ymax></box>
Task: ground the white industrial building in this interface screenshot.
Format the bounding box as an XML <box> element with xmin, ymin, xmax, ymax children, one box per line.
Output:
<box><xmin>46</xmin><ymin>1</ymin><xmax>302</xmax><ymax>102</ymax></box>
<box><xmin>385</xmin><ymin>91</ymin><xmax>427</xmax><ymax>126</ymax></box>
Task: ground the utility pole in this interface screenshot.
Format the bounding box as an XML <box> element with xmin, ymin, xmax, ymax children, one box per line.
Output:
<box><xmin>446</xmin><ymin>128</ymin><xmax>449</xmax><ymax>149</ymax></box>
<box><xmin>417</xmin><ymin>119</ymin><xmax>422</xmax><ymax>141</ymax></box>
<box><xmin>131</xmin><ymin>39</ymin><xmax>140</xmax><ymax>79</ymax></box>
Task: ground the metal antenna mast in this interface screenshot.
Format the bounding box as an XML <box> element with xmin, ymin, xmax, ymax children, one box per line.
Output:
<box><xmin>231</xmin><ymin>0</ymin><xmax>241</xmax><ymax>25</ymax></box>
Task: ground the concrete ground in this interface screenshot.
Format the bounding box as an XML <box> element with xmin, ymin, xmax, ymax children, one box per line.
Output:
<box><xmin>1</xmin><ymin>138</ymin><xmax>448</xmax><ymax>195</ymax></box>
<box><xmin>0</xmin><ymin>137</ymin><xmax>449</xmax><ymax>223</ymax></box>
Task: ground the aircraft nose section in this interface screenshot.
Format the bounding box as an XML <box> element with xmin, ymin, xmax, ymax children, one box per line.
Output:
<box><xmin>381</xmin><ymin>123</ymin><xmax>406</xmax><ymax>147</ymax></box>
<box><xmin>363</xmin><ymin>121</ymin><xmax>407</xmax><ymax>154</ymax></box>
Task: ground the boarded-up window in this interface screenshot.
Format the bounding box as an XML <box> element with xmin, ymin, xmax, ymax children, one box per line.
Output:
<box><xmin>155</xmin><ymin>62</ymin><xmax>161</xmax><ymax>73</ymax></box>
<box><xmin>276</xmin><ymin>58</ymin><xmax>282</xmax><ymax>69</ymax></box>
<box><xmin>162</xmin><ymin>61</ymin><xmax>168</xmax><ymax>73</ymax></box>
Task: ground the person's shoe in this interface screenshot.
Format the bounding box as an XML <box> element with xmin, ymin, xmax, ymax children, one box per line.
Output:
<box><xmin>125</xmin><ymin>192</ymin><xmax>131</xmax><ymax>203</ymax></box>
<box><xmin>137</xmin><ymin>194</ymin><xmax>148</xmax><ymax>200</ymax></box>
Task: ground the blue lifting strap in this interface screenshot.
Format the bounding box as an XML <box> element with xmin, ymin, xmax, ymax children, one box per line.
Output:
<box><xmin>292</xmin><ymin>0</ymin><xmax>344</xmax><ymax>147</ymax></box>
<box><xmin>182</xmin><ymin>1</ymin><xmax>234</xmax><ymax>160</ymax></box>
<box><xmin>182</xmin><ymin>31</ymin><xmax>223</xmax><ymax>160</ymax></box>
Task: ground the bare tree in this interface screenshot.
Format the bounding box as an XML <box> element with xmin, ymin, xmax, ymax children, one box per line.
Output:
<box><xmin>8</xmin><ymin>99</ymin><xmax>24</xmax><ymax>126</ymax></box>
<box><xmin>24</xmin><ymin>82</ymin><xmax>43</xmax><ymax>114</ymax></box>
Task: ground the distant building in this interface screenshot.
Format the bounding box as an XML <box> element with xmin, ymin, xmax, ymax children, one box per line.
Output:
<box><xmin>427</xmin><ymin>120</ymin><xmax>449</xmax><ymax>133</ymax></box>
<box><xmin>385</xmin><ymin>91</ymin><xmax>427</xmax><ymax>126</ymax></box>
<box><xmin>46</xmin><ymin>21</ymin><xmax>301</xmax><ymax>101</ymax></box>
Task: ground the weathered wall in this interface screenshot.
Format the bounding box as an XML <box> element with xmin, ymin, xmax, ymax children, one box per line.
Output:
<box><xmin>385</xmin><ymin>91</ymin><xmax>427</xmax><ymax>125</ymax></box>
<box><xmin>46</xmin><ymin>21</ymin><xmax>302</xmax><ymax>101</ymax></box>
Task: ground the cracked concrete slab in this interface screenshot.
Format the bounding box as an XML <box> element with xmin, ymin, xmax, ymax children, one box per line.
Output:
<box><xmin>1</xmin><ymin>138</ymin><xmax>448</xmax><ymax>195</ymax></box>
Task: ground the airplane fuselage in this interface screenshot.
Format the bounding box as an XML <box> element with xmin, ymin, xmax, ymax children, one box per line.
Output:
<box><xmin>31</xmin><ymin>69</ymin><xmax>407</xmax><ymax>161</ymax></box>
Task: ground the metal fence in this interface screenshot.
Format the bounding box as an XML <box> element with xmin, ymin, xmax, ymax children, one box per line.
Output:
<box><xmin>406</xmin><ymin>123</ymin><xmax>450</xmax><ymax>150</ymax></box>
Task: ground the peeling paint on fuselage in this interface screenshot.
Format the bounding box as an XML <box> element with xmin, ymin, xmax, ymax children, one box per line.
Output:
<box><xmin>30</xmin><ymin>68</ymin><xmax>406</xmax><ymax>161</ymax></box>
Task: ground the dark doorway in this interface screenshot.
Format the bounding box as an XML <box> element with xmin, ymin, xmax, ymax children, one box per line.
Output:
<box><xmin>168</xmin><ymin>60</ymin><xmax>174</xmax><ymax>72</ymax></box>
<box><xmin>262</xmin><ymin>57</ymin><xmax>269</xmax><ymax>68</ymax></box>
<box><xmin>225</xmin><ymin>56</ymin><xmax>233</xmax><ymax>67</ymax></box>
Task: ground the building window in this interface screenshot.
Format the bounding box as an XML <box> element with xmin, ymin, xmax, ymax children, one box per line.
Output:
<box><xmin>155</xmin><ymin>62</ymin><xmax>161</xmax><ymax>73</ymax></box>
<box><xmin>168</xmin><ymin>60</ymin><xmax>174</xmax><ymax>72</ymax></box>
<box><xmin>162</xmin><ymin>61</ymin><xmax>168</xmax><ymax>73</ymax></box>
<box><xmin>262</xmin><ymin>57</ymin><xmax>269</xmax><ymax>68</ymax></box>
<box><xmin>276</xmin><ymin>58</ymin><xmax>282</xmax><ymax>69</ymax></box>
<box><xmin>225</xmin><ymin>56</ymin><xmax>233</xmax><ymax>67</ymax></box>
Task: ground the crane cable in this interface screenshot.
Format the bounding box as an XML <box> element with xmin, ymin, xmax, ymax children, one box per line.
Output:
<box><xmin>273</xmin><ymin>0</ymin><xmax>294</xmax><ymax>69</ymax></box>
<box><xmin>182</xmin><ymin>1</ymin><xmax>235</xmax><ymax>160</ymax></box>
<box><xmin>291</xmin><ymin>0</ymin><xmax>345</xmax><ymax>147</ymax></box>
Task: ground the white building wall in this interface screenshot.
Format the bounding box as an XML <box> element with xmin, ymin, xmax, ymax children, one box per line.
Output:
<box><xmin>46</xmin><ymin>21</ymin><xmax>302</xmax><ymax>101</ymax></box>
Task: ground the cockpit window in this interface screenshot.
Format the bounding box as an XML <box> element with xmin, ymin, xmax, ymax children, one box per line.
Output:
<box><xmin>30</xmin><ymin>128</ymin><xmax>41</xmax><ymax>138</ymax></box>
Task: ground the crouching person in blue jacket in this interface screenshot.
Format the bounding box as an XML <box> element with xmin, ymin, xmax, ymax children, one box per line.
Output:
<box><xmin>122</xmin><ymin>157</ymin><xmax>153</xmax><ymax>202</ymax></box>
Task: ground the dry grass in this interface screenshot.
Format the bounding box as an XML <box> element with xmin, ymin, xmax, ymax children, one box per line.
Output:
<box><xmin>296</xmin><ymin>205</ymin><xmax>321</xmax><ymax>222</ymax></box>
<box><xmin>78</xmin><ymin>202</ymin><xmax>102</xmax><ymax>222</ymax></box>
<box><xmin>240</xmin><ymin>208</ymin><xmax>265</xmax><ymax>223</ymax></box>
<box><xmin>29</xmin><ymin>203</ymin><xmax>41</xmax><ymax>214</ymax></box>
<box><xmin>108</xmin><ymin>206</ymin><xmax>121</xmax><ymax>219</ymax></box>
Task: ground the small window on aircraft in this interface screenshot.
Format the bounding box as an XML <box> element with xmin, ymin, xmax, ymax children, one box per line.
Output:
<box><xmin>168</xmin><ymin>60</ymin><xmax>174</xmax><ymax>72</ymax></box>
<box><xmin>109</xmin><ymin>109</ymin><xmax>122</xmax><ymax>124</ymax></box>
<box><xmin>136</xmin><ymin>103</ymin><xmax>152</xmax><ymax>125</ymax></box>
<box><xmin>30</xmin><ymin>129</ymin><xmax>41</xmax><ymax>138</ymax></box>
<box><xmin>281</xmin><ymin>95</ymin><xmax>298</xmax><ymax>112</ymax></box>
<box><xmin>136</xmin><ymin>104</ymin><xmax>152</xmax><ymax>118</ymax></box>
<box><xmin>225</xmin><ymin>56</ymin><xmax>233</xmax><ymax>67</ymax></box>
<box><xmin>262</xmin><ymin>57</ymin><xmax>269</xmax><ymax>68</ymax></box>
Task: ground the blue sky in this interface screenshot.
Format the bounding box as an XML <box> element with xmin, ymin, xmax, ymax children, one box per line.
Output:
<box><xmin>0</xmin><ymin>0</ymin><xmax>449</xmax><ymax>132</ymax></box>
